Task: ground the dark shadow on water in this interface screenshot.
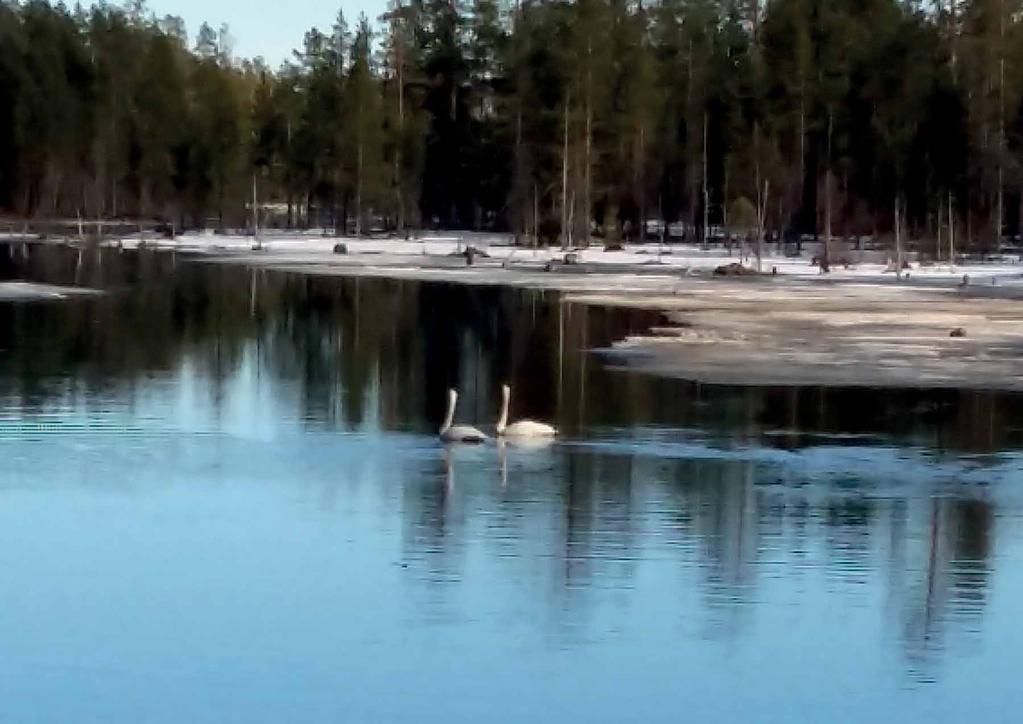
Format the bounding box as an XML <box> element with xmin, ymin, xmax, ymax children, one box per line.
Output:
<box><xmin>3</xmin><ymin>243</ymin><xmax>1023</xmax><ymax>453</ymax></box>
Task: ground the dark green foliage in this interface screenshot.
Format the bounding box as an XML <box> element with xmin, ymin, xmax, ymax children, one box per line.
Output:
<box><xmin>1</xmin><ymin>1</ymin><xmax>1022</xmax><ymax>248</ymax></box>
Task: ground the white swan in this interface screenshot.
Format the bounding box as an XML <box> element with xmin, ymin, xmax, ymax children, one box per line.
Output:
<box><xmin>439</xmin><ymin>389</ymin><xmax>488</xmax><ymax>443</ymax></box>
<box><xmin>496</xmin><ymin>384</ymin><xmax>557</xmax><ymax>438</ymax></box>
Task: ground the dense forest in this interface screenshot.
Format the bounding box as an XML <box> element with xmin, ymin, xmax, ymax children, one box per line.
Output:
<box><xmin>2</xmin><ymin>0</ymin><xmax>1023</xmax><ymax>250</ymax></box>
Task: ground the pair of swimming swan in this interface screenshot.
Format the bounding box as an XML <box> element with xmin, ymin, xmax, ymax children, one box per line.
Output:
<box><xmin>439</xmin><ymin>385</ymin><xmax>556</xmax><ymax>443</ymax></box>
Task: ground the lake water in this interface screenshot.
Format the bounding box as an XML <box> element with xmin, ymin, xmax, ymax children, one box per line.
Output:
<box><xmin>2</xmin><ymin>244</ymin><xmax>1023</xmax><ymax>722</ymax></box>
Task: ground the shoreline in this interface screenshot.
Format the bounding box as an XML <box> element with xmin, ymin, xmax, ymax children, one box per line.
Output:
<box><xmin>188</xmin><ymin>239</ymin><xmax>1023</xmax><ymax>392</ymax></box>
<box><xmin>0</xmin><ymin>281</ymin><xmax>102</xmax><ymax>302</ymax></box>
<box><xmin>582</xmin><ymin>285</ymin><xmax>1023</xmax><ymax>391</ymax></box>
<box><xmin>32</xmin><ymin>232</ymin><xmax>1023</xmax><ymax>390</ymax></box>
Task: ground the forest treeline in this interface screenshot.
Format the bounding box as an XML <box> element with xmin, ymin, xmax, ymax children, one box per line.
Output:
<box><xmin>2</xmin><ymin>0</ymin><xmax>1023</xmax><ymax>249</ymax></box>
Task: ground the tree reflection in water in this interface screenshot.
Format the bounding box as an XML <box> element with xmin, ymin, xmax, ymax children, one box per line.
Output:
<box><xmin>0</xmin><ymin>242</ymin><xmax>1016</xmax><ymax>685</ymax></box>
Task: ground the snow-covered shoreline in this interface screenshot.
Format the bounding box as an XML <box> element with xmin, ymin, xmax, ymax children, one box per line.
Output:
<box><xmin>0</xmin><ymin>281</ymin><xmax>101</xmax><ymax>302</ymax></box>
<box><xmin>80</xmin><ymin>230</ymin><xmax>1023</xmax><ymax>390</ymax></box>
<box><xmin>101</xmin><ymin>228</ymin><xmax>1023</xmax><ymax>292</ymax></box>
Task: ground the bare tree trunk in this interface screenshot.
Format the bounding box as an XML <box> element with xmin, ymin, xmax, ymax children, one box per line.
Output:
<box><xmin>949</xmin><ymin>191</ymin><xmax>955</xmax><ymax>269</ymax></box>
<box><xmin>513</xmin><ymin>0</ymin><xmax>526</xmax><ymax>245</ymax></box>
<box><xmin>702</xmin><ymin>112</ymin><xmax>709</xmax><ymax>250</ymax></box>
<box><xmin>949</xmin><ymin>0</ymin><xmax>959</xmax><ymax>76</ymax></box>
<box><xmin>723</xmin><ymin>161</ymin><xmax>730</xmax><ymax>254</ymax></box>
<box><xmin>824</xmin><ymin>109</ymin><xmax>834</xmax><ymax>264</ymax></box>
<box><xmin>967</xmin><ymin>200</ymin><xmax>973</xmax><ymax>249</ymax></box>
<box><xmin>562</xmin><ymin>94</ymin><xmax>571</xmax><ymax>251</ymax></box>
<box><xmin>92</xmin><ymin>139</ymin><xmax>105</xmax><ymax>221</ymax></box>
<box><xmin>356</xmin><ymin>139</ymin><xmax>364</xmax><ymax>237</ymax></box>
<box><xmin>515</xmin><ymin>100</ymin><xmax>524</xmax><ymax>243</ymax></box>
<box><xmin>752</xmin><ymin>0</ymin><xmax>764</xmax><ymax>267</ymax></box>
<box><xmin>758</xmin><ymin>180</ymin><xmax>769</xmax><ymax>274</ymax></box>
<box><xmin>997</xmin><ymin>0</ymin><xmax>1006</xmax><ymax>250</ymax></box>
<box><xmin>797</xmin><ymin>75</ymin><xmax>806</xmax><ymax>252</ymax></box>
<box><xmin>331</xmin><ymin>184</ymin><xmax>339</xmax><ymax>236</ymax></box>
<box><xmin>568</xmin><ymin>191</ymin><xmax>575</xmax><ymax>247</ymax></box>
<box><xmin>397</xmin><ymin>38</ymin><xmax>405</xmax><ymax>232</ymax></box>
<box><xmin>638</xmin><ymin>124</ymin><xmax>646</xmax><ymax>245</ymax></box>
<box><xmin>753</xmin><ymin>119</ymin><xmax>760</xmax><ymax>263</ymax></box>
<box><xmin>1019</xmin><ymin>186</ymin><xmax>1023</xmax><ymax>255</ymax></box>
<box><xmin>217</xmin><ymin>173</ymin><xmax>224</xmax><ymax>230</ymax></box>
<box><xmin>254</xmin><ymin>173</ymin><xmax>261</xmax><ymax>236</ymax></box>
<box><xmin>533</xmin><ymin>183</ymin><xmax>539</xmax><ymax>251</ymax></box>
<box><xmin>584</xmin><ymin>39</ymin><xmax>593</xmax><ymax>248</ymax></box>
<box><xmin>658</xmin><ymin>193</ymin><xmax>665</xmax><ymax>262</ymax></box>
<box><xmin>895</xmin><ymin>195</ymin><xmax>903</xmax><ymax>280</ymax></box>
<box><xmin>687</xmin><ymin>38</ymin><xmax>696</xmax><ymax>242</ymax></box>
<box><xmin>286</xmin><ymin>120</ymin><xmax>294</xmax><ymax>229</ymax></box>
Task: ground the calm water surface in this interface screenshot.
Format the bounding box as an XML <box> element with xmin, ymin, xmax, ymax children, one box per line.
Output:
<box><xmin>2</xmin><ymin>245</ymin><xmax>1023</xmax><ymax>722</ymax></box>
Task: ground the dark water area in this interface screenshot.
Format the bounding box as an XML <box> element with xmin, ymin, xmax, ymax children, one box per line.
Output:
<box><xmin>1</xmin><ymin>244</ymin><xmax>1022</xmax><ymax>722</ymax></box>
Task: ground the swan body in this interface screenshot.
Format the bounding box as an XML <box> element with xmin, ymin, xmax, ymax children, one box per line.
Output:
<box><xmin>439</xmin><ymin>389</ymin><xmax>488</xmax><ymax>443</ymax></box>
<box><xmin>496</xmin><ymin>384</ymin><xmax>556</xmax><ymax>438</ymax></box>
<box><xmin>501</xmin><ymin>419</ymin><xmax>558</xmax><ymax>437</ymax></box>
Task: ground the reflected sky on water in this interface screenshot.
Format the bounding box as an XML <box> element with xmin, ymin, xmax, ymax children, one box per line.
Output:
<box><xmin>1</xmin><ymin>244</ymin><xmax>1023</xmax><ymax>722</ymax></box>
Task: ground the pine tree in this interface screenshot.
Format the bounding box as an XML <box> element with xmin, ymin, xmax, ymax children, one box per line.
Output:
<box><xmin>344</xmin><ymin>15</ymin><xmax>385</xmax><ymax>236</ymax></box>
<box><xmin>1</xmin><ymin>0</ymin><xmax>1023</xmax><ymax>251</ymax></box>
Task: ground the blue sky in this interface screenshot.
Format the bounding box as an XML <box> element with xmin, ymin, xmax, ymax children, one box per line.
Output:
<box><xmin>139</xmin><ymin>0</ymin><xmax>388</xmax><ymax>66</ymax></box>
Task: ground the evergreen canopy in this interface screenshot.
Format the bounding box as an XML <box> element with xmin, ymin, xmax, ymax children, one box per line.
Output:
<box><xmin>1</xmin><ymin>0</ymin><xmax>1021</xmax><ymax>249</ymax></box>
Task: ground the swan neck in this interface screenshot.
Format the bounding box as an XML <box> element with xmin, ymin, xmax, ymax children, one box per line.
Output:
<box><xmin>440</xmin><ymin>391</ymin><xmax>456</xmax><ymax>434</ymax></box>
<box><xmin>497</xmin><ymin>387</ymin><xmax>510</xmax><ymax>433</ymax></box>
